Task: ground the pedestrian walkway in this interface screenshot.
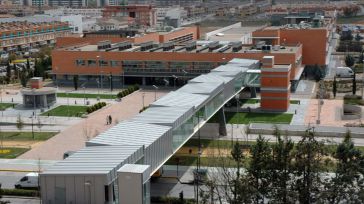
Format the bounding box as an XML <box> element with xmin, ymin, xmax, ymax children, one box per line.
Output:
<box><xmin>290</xmin><ymin>99</ymin><xmax>310</xmax><ymax>125</ymax></box>
<box><xmin>18</xmin><ymin>90</ymin><xmax>167</xmax><ymax>160</ymax></box>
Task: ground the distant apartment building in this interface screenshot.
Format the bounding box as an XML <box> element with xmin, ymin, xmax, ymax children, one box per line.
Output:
<box><xmin>55</xmin><ymin>26</ymin><xmax>199</xmax><ymax>47</ymax></box>
<box><xmin>47</xmin><ymin>0</ymin><xmax>87</xmax><ymax>8</ymax></box>
<box><xmin>102</xmin><ymin>5</ymin><xmax>156</xmax><ymax>28</ymax></box>
<box><xmin>0</xmin><ymin>5</ymin><xmax>34</xmax><ymax>16</ymax></box>
<box><xmin>44</xmin><ymin>8</ymin><xmax>103</xmax><ymax>17</ymax></box>
<box><xmin>0</xmin><ymin>21</ymin><xmax>71</xmax><ymax>53</ymax></box>
<box><xmin>156</xmin><ymin>7</ymin><xmax>187</xmax><ymax>28</ymax></box>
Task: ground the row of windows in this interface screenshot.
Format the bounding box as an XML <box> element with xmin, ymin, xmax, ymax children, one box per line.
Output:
<box><xmin>1</xmin><ymin>27</ymin><xmax>71</xmax><ymax>39</ymax></box>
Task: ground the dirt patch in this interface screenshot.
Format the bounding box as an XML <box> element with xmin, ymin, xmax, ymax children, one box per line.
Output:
<box><xmin>1</xmin><ymin>140</ymin><xmax>44</xmax><ymax>149</ymax></box>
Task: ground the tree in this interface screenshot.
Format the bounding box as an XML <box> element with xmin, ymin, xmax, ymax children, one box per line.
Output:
<box><xmin>323</xmin><ymin>131</ymin><xmax>364</xmax><ymax>203</ymax></box>
<box><xmin>355</xmin><ymin>33</ymin><xmax>362</xmax><ymax>42</ymax></box>
<box><xmin>313</xmin><ymin>64</ymin><xmax>323</xmax><ymax>82</ymax></box>
<box><xmin>247</xmin><ymin>135</ymin><xmax>272</xmax><ymax>203</ymax></box>
<box><xmin>353</xmin><ymin>72</ymin><xmax>357</xmax><ymax>95</ymax></box>
<box><xmin>73</xmin><ymin>75</ymin><xmax>79</xmax><ymax>90</ymax></box>
<box><xmin>358</xmin><ymin>52</ymin><xmax>364</xmax><ymax>64</ymax></box>
<box><xmin>345</xmin><ymin>55</ymin><xmax>355</xmax><ymax>68</ymax></box>
<box><xmin>333</xmin><ymin>77</ymin><xmax>337</xmax><ymax>98</ymax></box>
<box><xmin>231</xmin><ymin>142</ymin><xmax>244</xmax><ymax>203</ymax></box>
<box><xmin>293</xmin><ymin>127</ymin><xmax>327</xmax><ymax>204</ymax></box>
<box><xmin>20</xmin><ymin>69</ymin><xmax>29</xmax><ymax>87</ymax></box>
<box><xmin>5</xmin><ymin>62</ymin><xmax>11</xmax><ymax>84</ymax></box>
<box><xmin>16</xmin><ymin>115</ymin><xmax>24</xmax><ymax>131</ymax></box>
<box><xmin>269</xmin><ymin>128</ymin><xmax>295</xmax><ymax>203</ymax></box>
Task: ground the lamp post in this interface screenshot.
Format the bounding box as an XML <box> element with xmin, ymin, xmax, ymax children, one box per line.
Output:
<box><xmin>362</xmin><ymin>59</ymin><xmax>364</xmax><ymax>98</ymax></box>
<box><xmin>152</xmin><ymin>85</ymin><xmax>158</xmax><ymax>101</ymax></box>
<box><xmin>182</xmin><ymin>69</ymin><xmax>188</xmax><ymax>85</ymax></box>
<box><xmin>142</xmin><ymin>92</ymin><xmax>145</xmax><ymax>108</ymax></box>
<box><xmin>172</xmin><ymin>75</ymin><xmax>178</xmax><ymax>90</ymax></box>
<box><xmin>81</xmin><ymin>82</ymin><xmax>87</xmax><ymax>105</ymax></box>
<box><xmin>84</xmin><ymin>181</ymin><xmax>92</xmax><ymax>204</ymax></box>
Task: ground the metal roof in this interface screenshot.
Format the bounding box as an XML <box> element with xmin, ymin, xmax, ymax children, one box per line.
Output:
<box><xmin>228</xmin><ymin>58</ymin><xmax>260</xmax><ymax>68</ymax></box>
<box><xmin>177</xmin><ymin>82</ymin><xmax>224</xmax><ymax>97</ymax></box>
<box><xmin>42</xmin><ymin>145</ymin><xmax>143</xmax><ymax>179</ymax></box>
<box><xmin>189</xmin><ymin>73</ymin><xmax>234</xmax><ymax>84</ymax></box>
<box><xmin>86</xmin><ymin>121</ymin><xmax>172</xmax><ymax>147</ymax></box>
<box><xmin>150</xmin><ymin>91</ymin><xmax>209</xmax><ymax>110</ymax></box>
<box><xmin>212</xmin><ymin>65</ymin><xmax>249</xmax><ymax>73</ymax></box>
<box><xmin>130</xmin><ymin>106</ymin><xmax>194</xmax><ymax>129</ymax></box>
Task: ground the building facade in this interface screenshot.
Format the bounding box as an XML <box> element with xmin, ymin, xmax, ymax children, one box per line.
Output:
<box><xmin>0</xmin><ymin>21</ymin><xmax>71</xmax><ymax>53</ymax></box>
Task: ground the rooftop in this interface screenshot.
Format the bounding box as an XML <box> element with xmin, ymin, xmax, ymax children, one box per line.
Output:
<box><xmin>62</xmin><ymin>41</ymin><xmax>300</xmax><ymax>54</ymax></box>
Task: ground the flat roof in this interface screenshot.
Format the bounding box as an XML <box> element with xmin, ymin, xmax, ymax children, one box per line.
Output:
<box><xmin>208</xmin><ymin>26</ymin><xmax>264</xmax><ymax>41</ymax></box>
<box><xmin>62</xmin><ymin>41</ymin><xmax>300</xmax><ymax>54</ymax></box>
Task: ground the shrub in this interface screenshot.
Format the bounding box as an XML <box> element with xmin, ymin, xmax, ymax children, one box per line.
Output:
<box><xmin>101</xmin><ymin>102</ymin><xmax>106</xmax><ymax>107</ymax></box>
<box><xmin>86</xmin><ymin>107</ymin><xmax>92</xmax><ymax>114</ymax></box>
<box><xmin>0</xmin><ymin>189</ymin><xmax>40</xmax><ymax>197</ymax></box>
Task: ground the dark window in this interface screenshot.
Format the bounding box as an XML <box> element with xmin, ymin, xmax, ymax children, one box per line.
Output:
<box><xmin>104</xmin><ymin>186</ymin><xmax>109</xmax><ymax>202</ymax></box>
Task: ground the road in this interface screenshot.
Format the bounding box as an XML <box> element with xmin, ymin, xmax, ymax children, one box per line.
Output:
<box><xmin>0</xmin><ymin>171</ymin><xmax>26</xmax><ymax>189</ymax></box>
<box><xmin>0</xmin><ymin>196</ymin><xmax>40</xmax><ymax>204</ymax></box>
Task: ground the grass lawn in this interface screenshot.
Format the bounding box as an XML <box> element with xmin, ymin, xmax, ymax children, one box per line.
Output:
<box><xmin>209</xmin><ymin>112</ymin><xmax>293</xmax><ymax>124</ymax></box>
<box><xmin>337</xmin><ymin>15</ymin><xmax>364</xmax><ymax>24</ymax></box>
<box><xmin>240</xmin><ymin>99</ymin><xmax>300</xmax><ymax>105</ymax></box>
<box><xmin>0</xmin><ymin>103</ymin><xmax>16</xmax><ymax>110</ymax></box>
<box><xmin>41</xmin><ymin>105</ymin><xmax>88</xmax><ymax>117</ymax></box>
<box><xmin>0</xmin><ymin>147</ymin><xmax>30</xmax><ymax>159</ymax></box>
<box><xmin>344</xmin><ymin>98</ymin><xmax>364</xmax><ymax>106</ymax></box>
<box><xmin>1</xmin><ymin>132</ymin><xmax>57</xmax><ymax>141</ymax></box>
<box><xmin>57</xmin><ymin>92</ymin><xmax>116</xmax><ymax>99</ymax></box>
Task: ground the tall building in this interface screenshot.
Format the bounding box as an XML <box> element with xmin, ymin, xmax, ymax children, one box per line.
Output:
<box><xmin>48</xmin><ymin>0</ymin><xmax>87</xmax><ymax>7</ymax></box>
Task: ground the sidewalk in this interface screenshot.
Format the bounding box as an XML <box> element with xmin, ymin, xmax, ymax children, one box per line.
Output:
<box><xmin>18</xmin><ymin>90</ymin><xmax>168</xmax><ymax>160</ymax></box>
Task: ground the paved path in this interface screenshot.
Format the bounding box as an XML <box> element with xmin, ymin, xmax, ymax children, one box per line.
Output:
<box><xmin>304</xmin><ymin>99</ymin><xmax>363</xmax><ymax>126</ymax></box>
<box><xmin>18</xmin><ymin>90</ymin><xmax>167</xmax><ymax>160</ymax></box>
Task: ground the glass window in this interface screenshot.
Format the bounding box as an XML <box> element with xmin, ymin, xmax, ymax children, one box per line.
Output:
<box><xmin>110</xmin><ymin>61</ymin><xmax>119</xmax><ymax>67</ymax></box>
<box><xmin>99</xmin><ymin>60</ymin><xmax>108</xmax><ymax>66</ymax></box>
<box><xmin>20</xmin><ymin>176</ymin><xmax>28</xmax><ymax>182</ymax></box>
<box><xmin>88</xmin><ymin>60</ymin><xmax>97</xmax><ymax>66</ymax></box>
<box><xmin>76</xmin><ymin>59</ymin><xmax>86</xmax><ymax>66</ymax></box>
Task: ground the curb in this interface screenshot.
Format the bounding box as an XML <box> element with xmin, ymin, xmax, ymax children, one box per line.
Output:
<box><xmin>0</xmin><ymin>169</ymin><xmax>36</xmax><ymax>173</ymax></box>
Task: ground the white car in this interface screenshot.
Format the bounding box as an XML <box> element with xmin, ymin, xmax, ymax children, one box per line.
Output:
<box><xmin>15</xmin><ymin>172</ymin><xmax>39</xmax><ymax>189</ymax></box>
<box><xmin>336</xmin><ymin>67</ymin><xmax>354</xmax><ymax>78</ymax></box>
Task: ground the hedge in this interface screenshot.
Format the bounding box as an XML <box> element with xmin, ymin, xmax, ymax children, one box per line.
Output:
<box><xmin>86</xmin><ymin>102</ymin><xmax>107</xmax><ymax>114</ymax></box>
<box><xmin>0</xmin><ymin>188</ymin><xmax>40</xmax><ymax>197</ymax></box>
<box><xmin>151</xmin><ymin>196</ymin><xmax>195</xmax><ymax>204</ymax></box>
<box><xmin>117</xmin><ymin>84</ymin><xmax>140</xmax><ymax>99</ymax></box>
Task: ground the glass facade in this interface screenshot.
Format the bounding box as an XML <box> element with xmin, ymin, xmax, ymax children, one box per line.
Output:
<box><xmin>172</xmin><ymin>117</ymin><xmax>194</xmax><ymax>150</ymax></box>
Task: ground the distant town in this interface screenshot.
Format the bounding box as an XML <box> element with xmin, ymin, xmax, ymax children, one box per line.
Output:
<box><xmin>0</xmin><ymin>0</ymin><xmax>364</xmax><ymax>204</ymax></box>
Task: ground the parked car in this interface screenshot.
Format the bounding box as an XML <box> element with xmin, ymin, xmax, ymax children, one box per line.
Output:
<box><xmin>336</xmin><ymin>67</ymin><xmax>354</xmax><ymax>78</ymax></box>
<box><xmin>15</xmin><ymin>172</ymin><xmax>39</xmax><ymax>189</ymax></box>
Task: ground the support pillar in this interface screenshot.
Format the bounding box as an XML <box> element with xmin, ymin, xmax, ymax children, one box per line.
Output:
<box><xmin>142</xmin><ymin>77</ymin><xmax>146</xmax><ymax>86</ymax></box>
<box><xmin>250</xmin><ymin>87</ymin><xmax>257</xmax><ymax>98</ymax></box>
<box><xmin>217</xmin><ymin>107</ymin><xmax>227</xmax><ymax>136</ymax></box>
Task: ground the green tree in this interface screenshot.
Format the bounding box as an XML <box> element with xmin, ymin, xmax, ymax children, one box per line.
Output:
<box><xmin>355</xmin><ymin>33</ymin><xmax>362</xmax><ymax>42</ymax></box>
<box><xmin>345</xmin><ymin>54</ymin><xmax>355</xmax><ymax>68</ymax></box>
<box><xmin>323</xmin><ymin>131</ymin><xmax>364</xmax><ymax>203</ymax></box>
<box><xmin>269</xmin><ymin>128</ymin><xmax>295</xmax><ymax>203</ymax></box>
<box><xmin>248</xmin><ymin>135</ymin><xmax>272</xmax><ymax>204</ymax></box>
<box><xmin>231</xmin><ymin>142</ymin><xmax>244</xmax><ymax>203</ymax></box>
<box><xmin>20</xmin><ymin>69</ymin><xmax>29</xmax><ymax>87</ymax></box>
<box><xmin>353</xmin><ymin>72</ymin><xmax>357</xmax><ymax>95</ymax></box>
<box><xmin>333</xmin><ymin>77</ymin><xmax>337</xmax><ymax>98</ymax></box>
<box><xmin>5</xmin><ymin>62</ymin><xmax>11</xmax><ymax>84</ymax></box>
<box><xmin>358</xmin><ymin>52</ymin><xmax>364</xmax><ymax>64</ymax></box>
<box><xmin>16</xmin><ymin>115</ymin><xmax>24</xmax><ymax>131</ymax></box>
<box><xmin>313</xmin><ymin>64</ymin><xmax>323</xmax><ymax>82</ymax></box>
<box><xmin>73</xmin><ymin>75</ymin><xmax>79</xmax><ymax>90</ymax></box>
<box><xmin>293</xmin><ymin>127</ymin><xmax>326</xmax><ymax>204</ymax></box>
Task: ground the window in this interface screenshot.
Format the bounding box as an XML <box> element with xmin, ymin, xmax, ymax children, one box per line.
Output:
<box><xmin>110</xmin><ymin>60</ymin><xmax>119</xmax><ymax>67</ymax></box>
<box><xmin>99</xmin><ymin>60</ymin><xmax>108</xmax><ymax>66</ymax></box>
<box><xmin>20</xmin><ymin>176</ymin><xmax>28</xmax><ymax>182</ymax></box>
<box><xmin>88</xmin><ymin>60</ymin><xmax>97</xmax><ymax>66</ymax></box>
<box><xmin>76</xmin><ymin>59</ymin><xmax>86</xmax><ymax>66</ymax></box>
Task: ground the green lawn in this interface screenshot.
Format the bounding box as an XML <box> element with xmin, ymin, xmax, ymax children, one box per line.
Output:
<box><xmin>337</xmin><ymin>15</ymin><xmax>364</xmax><ymax>24</ymax></box>
<box><xmin>240</xmin><ymin>99</ymin><xmax>300</xmax><ymax>105</ymax></box>
<box><xmin>209</xmin><ymin>112</ymin><xmax>293</xmax><ymax>124</ymax></box>
<box><xmin>0</xmin><ymin>103</ymin><xmax>16</xmax><ymax>110</ymax></box>
<box><xmin>1</xmin><ymin>132</ymin><xmax>57</xmax><ymax>141</ymax></box>
<box><xmin>41</xmin><ymin>105</ymin><xmax>88</xmax><ymax>117</ymax></box>
<box><xmin>0</xmin><ymin>147</ymin><xmax>30</xmax><ymax>159</ymax></box>
<box><xmin>57</xmin><ymin>92</ymin><xmax>116</xmax><ymax>99</ymax></box>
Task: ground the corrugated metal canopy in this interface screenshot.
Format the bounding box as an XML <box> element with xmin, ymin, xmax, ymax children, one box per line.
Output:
<box><xmin>177</xmin><ymin>82</ymin><xmax>224</xmax><ymax>96</ymax></box>
<box><xmin>42</xmin><ymin>145</ymin><xmax>143</xmax><ymax>175</ymax></box>
<box><xmin>151</xmin><ymin>91</ymin><xmax>209</xmax><ymax>110</ymax></box>
<box><xmin>189</xmin><ymin>73</ymin><xmax>234</xmax><ymax>84</ymax></box>
<box><xmin>228</xmin><ymin>58</ymin><xmax>260</xmax><ymax>68</ymax></box>
<box><xmin>86</xmin><ymin>121</ymin><xmax>172</xmax><ymax>147</ymax></box>
<box><xmin>212</xmin><ymin>65</ymin><xmax>249</xmax><ymax>73</ymax></box>
<box><xmin>130</xmin><ymin>106</ymin><xmax>194</xmax><ymax>128</ymax></box>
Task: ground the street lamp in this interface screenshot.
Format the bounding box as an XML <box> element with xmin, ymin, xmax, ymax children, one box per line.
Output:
<box><xmin>362</xmin><ymin>59</ymin><xmax>364</xmax><ymax>98</ymax></box>
<box><xmin>172</xmin><ymin>75</ymin><xmax>178</xmax><ymax>90</ymax></box>
<box><xmin>142</xmin><ymin>92</ymin><xmax>145</xmax><ymax>108</ymax></box>
<box><xmin>81</xmin><ymin>82</ymin><xmax>87</xmax><ymax>105</ymax></box>
<box><xmin>182</xmin><ymin>70</ymin><xmax>188</xmax><ymax>85</ymax></box>
<box><xmin>84</xmin><ymin>181</ymin><xmax>92</xmax><ymax>204</ymax></box>
<box><xmin>152</xmin><ymin>85</ymin><xmax>158</xmax><ymax>101</ymax></box>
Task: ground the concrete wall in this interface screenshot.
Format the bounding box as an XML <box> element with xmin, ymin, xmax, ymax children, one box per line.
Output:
<box><xmin>41</xmin><ymin>175</ymin><xmax>108</xmax><ymax>204</ymax></box>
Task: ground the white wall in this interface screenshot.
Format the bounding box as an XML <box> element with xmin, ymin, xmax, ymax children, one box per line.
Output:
<box><xmin>205</xmin><ymin>22</ymin><xmax>242</xmax><ymax>40</ymax></box>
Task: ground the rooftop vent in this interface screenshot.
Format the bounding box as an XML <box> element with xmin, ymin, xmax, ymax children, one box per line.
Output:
<box><xmin>186</xmin><ymin>41</ymin><xmax>197</xmax><ymax>51</ymax></box>
<box><xmin>140</xmin><ymin>41</ymin><xmax>154</xmax><ymax>51</ymax></box>
<box><xmin>97</xmin><ymin>40</ymin><xmax>111</xmax><ymax>50</ymax></box>
<box><xmin>231</xmin><ymin>41</ymin><xmax>242</xmax><ymax>52</ymax></box>
<box><xmin>162</xmin><ymin>41</ymin><xmax>175</xmax><ymax>51</ymax></box>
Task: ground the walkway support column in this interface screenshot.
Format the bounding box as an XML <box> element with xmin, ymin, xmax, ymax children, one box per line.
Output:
<box><xmin>217</xmin><ymin>107</ymin><xmax>227</xmax><ymax>136</ymax></box>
